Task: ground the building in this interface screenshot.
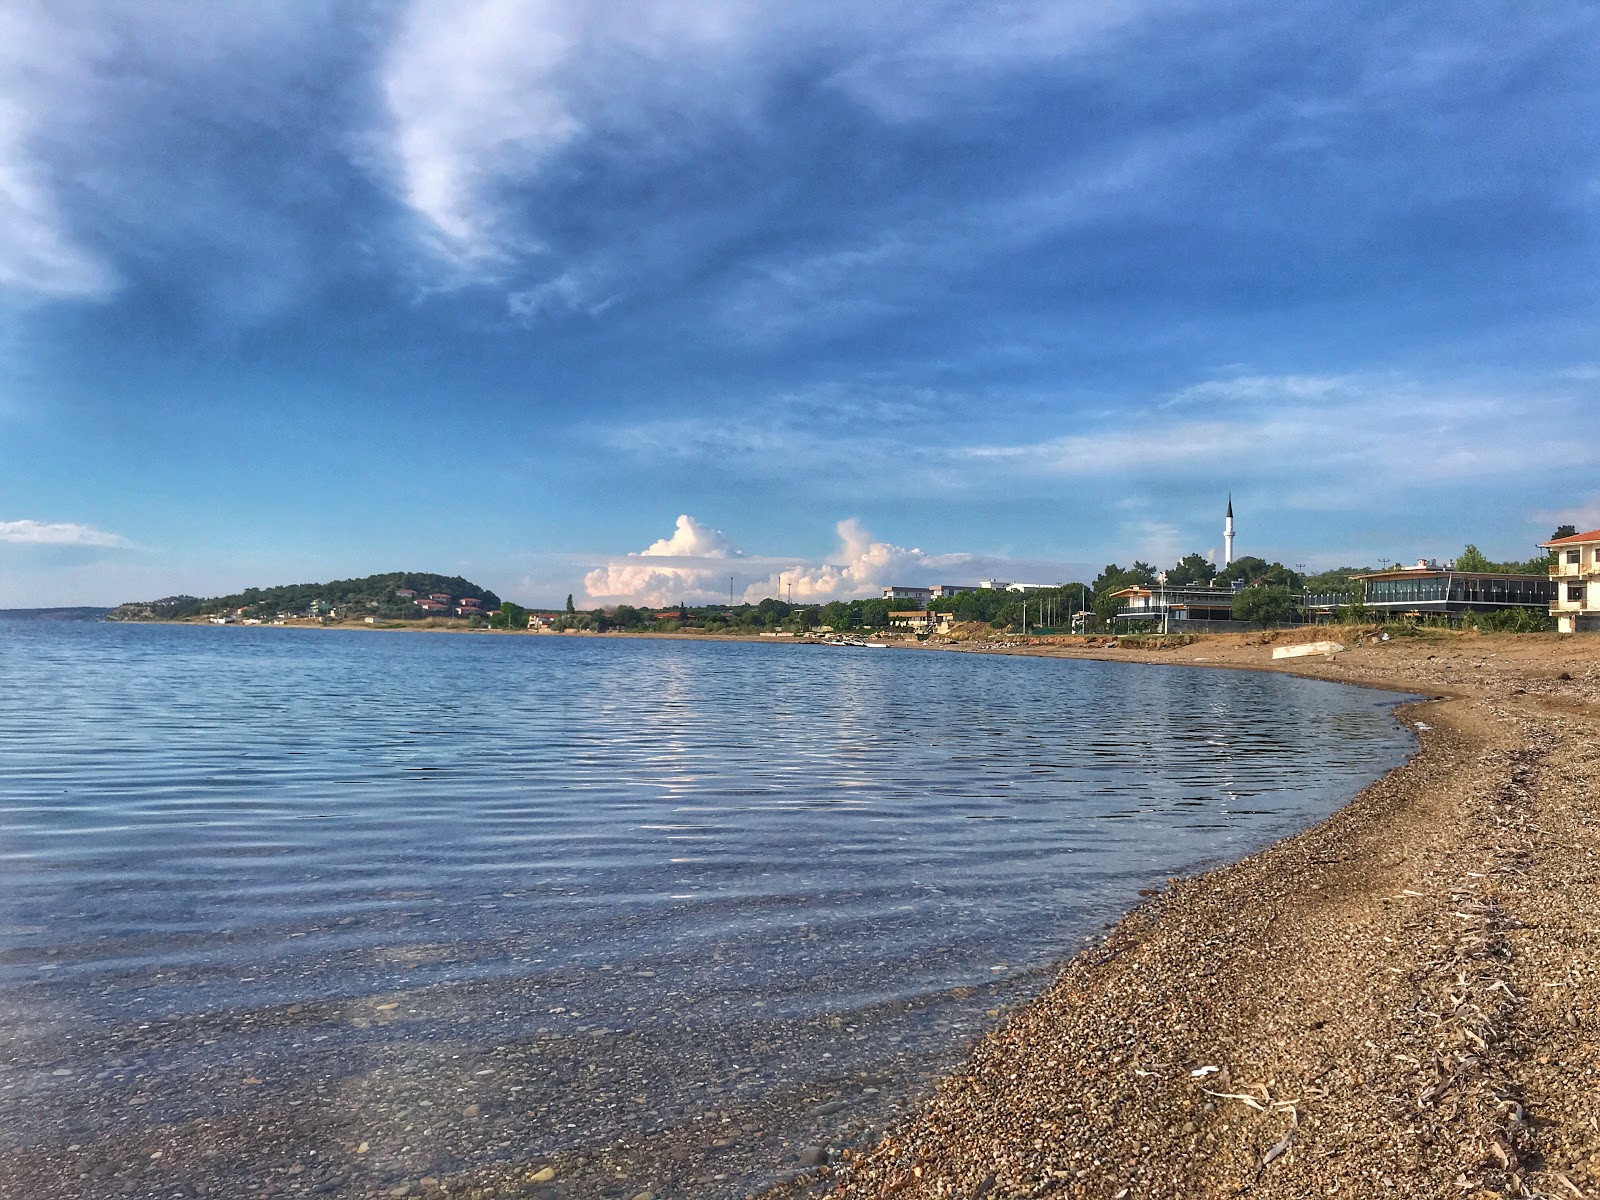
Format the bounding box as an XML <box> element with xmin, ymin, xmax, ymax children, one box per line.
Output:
<box><xmin>1542</xmin><ymin>528</ymin><xmax>1600</xmax><ymax>632</ymax></box>
<box><xmin>1108</xmin><ymin>583</ymin><xmax>1246</xmax><ymax>629</ymax></box>
<box><xmin>889</xmin><ymin>610</ymin><xmax>961</xmax><ymax>633</ymax></box>
<box><xmin>928</xmin><ymin>584</ymin><xmax>980</xmax><ymax>599</ymax></box>
<box><xmin>881</xmin><ymin>585</ymin><xmax>933</xmax><ymax>606</ymax></box>
<box><xmin>1350</xmin><ymin>563</ymin><xmax>1554</xmax><ymax>620</ymax></box>
<box><xmin>394</xmin><ymin>588</ymin><xmax>416</xmax><ymax>599</ymax></box>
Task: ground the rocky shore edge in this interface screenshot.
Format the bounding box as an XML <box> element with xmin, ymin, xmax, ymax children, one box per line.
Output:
<box><xmin>771</xmin><ymin>631</ymin><xmax>1600</xmax><ymax>1199</ymax></box>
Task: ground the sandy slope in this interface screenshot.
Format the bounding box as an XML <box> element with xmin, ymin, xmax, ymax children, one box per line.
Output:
<box><xmin>792</xmin><ymin>631</ymin><xmax>1600</xmax><ymax>1199</ymax></box>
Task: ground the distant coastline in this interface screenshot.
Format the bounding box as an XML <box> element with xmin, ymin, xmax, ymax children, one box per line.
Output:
<box><xmin>0</xmin><ymin>606</ymin><xmax>114</xmax><ymax>621</ymax></box>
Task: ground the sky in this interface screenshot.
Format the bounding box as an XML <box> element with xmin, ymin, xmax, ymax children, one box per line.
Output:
<box><xmin>3</xmin><ymin>0</ymin><xmax>1599</xmax><ymax>609</ymax></box>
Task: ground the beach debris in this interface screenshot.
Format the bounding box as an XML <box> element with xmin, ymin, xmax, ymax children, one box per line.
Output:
<box><xmin>1271</xmin><ymin>640</ymin><xmax>1347</xmax><ymax>660</ymax></box>
<box><xmin>1190</xmin><ymin>1065</ymin><xmax>1221</xmax><ymax>1078</ymax></box>
<box><xmin>1261</xmin><ymin>1116</ymin><xmax>1299</xmax><ymax>1166</ymax></box>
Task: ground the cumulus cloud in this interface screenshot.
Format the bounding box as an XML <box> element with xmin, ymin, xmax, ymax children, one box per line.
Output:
<box><xmin>583</xmin><ymin>514</ymin><xmax>744</xmax><ymax>606</ymax></box>
<box><xmin>582</xmin><ymin>514</ymin><xmax>1035</xmax><ymax>608</ymax></box>
<box><xmin>0</xmin><ymin>519</ymin><xmax>130</xmax><ymax>547</ymax></box>
<box><xmin>739</xmin><ymin>517</ymin><xmax>969</xmax><ymax>603</ymax></box>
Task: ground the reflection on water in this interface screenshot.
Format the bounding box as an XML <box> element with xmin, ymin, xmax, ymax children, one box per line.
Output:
<box><xmin>0</xmin><ymin>622</ymin><xmax>1415</xmax><ymax>1198</ymax></box>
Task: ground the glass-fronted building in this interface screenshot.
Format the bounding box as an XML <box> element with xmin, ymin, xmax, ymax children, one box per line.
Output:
<box><xmin>1352</xmin><ymin>569</ymin><xmax>1554</xmax><ymax>616</ymax></box>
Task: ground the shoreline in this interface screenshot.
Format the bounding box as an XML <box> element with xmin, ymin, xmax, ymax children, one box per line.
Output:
<box><xmin>71</xmin><ymin>619</ymin><xmax>1600</xmax><ymax>1194</ymax></box>
<box><xmin>778</xmin><ymin>630</ymin><xmax>1600</xmax><ymax>1198</ymax></box>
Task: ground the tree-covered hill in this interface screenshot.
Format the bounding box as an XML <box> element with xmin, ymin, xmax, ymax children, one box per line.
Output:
<box><xmin>108</xmin><ymin>572</ymin><xmax>501</xmax><ymax>621</ymax></box>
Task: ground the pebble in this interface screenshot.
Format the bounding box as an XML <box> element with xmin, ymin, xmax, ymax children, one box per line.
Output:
<box><xmin>797</xmin><ymin>1145</ymin><xmax>827</xmax><ymax>1167</ymax></box>
<box><xmin>529</xmin><ymin>1165</ymin><xmax>557</xmax><ymax>1183</ymax></box>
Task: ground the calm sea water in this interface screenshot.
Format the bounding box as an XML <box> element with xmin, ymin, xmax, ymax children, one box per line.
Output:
<box><xmin>0</xmin><ymin>621</ymin><xmax>1415</xmax><ymax>1199</ymax></box>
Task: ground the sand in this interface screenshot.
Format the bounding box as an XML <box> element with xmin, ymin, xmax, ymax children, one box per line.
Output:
<box><xmin>782</xmin><ymin>629</ymin><xmax>1600</xmax><ymax>1199</ymax></box>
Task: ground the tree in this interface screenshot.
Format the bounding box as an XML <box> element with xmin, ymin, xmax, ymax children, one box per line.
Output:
<box><xmin>491</xmin><ymin>601</ymin><xmax>529</xmax><ymax>629</ymax></box>
<box><xmin>1552</xmin><ymin>524</ymin><xmax>1577</xmax><ymax>541</ymax></box>
<box><xmin>565</xmin><ymin>594</ymin><xmax>576</xmax><ymax>613</ymax></box>
<box><xmin>1167</xmin><ymin>552</ymin><xmax>1217</xmax><ymax>586</ymax></box>
<box><xmin>1454</xmin><ymin>544</ymin><xmax>1492</xmax><ymax>572</ymax></box>
<box><xmin>1232</xmin><ymin>586</ymin><xmax>1298</xmax><ymax>624</ymax></box>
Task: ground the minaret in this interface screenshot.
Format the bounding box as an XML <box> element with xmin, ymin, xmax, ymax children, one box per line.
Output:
<box><xmin>1224</xmin><ymin>495</ymin><xmax>1235</xmax><ymax>567</ymax></box>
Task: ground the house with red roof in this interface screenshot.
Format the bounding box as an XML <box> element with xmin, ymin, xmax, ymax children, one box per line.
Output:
<box><xmin>1542</xmin><ymin>528</ymin><xmax>1600</xmax><ymax>632</ymax></box>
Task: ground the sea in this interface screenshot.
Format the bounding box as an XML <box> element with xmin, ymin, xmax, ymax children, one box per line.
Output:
<box><xmin>0</xmin><ymin>620</ymin><xmax>1417</xmax><ymax>1199</ymax></box>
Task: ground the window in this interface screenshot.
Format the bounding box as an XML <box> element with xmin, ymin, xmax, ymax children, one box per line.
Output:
<box><xmin>1568</xmin><ymin>583</ymin><xmax>1586</xmax><ymax>603</ymax></box>
<box><xmin>1568</xmin><ymin>549</ymin><xmax>1581</xmax><ymax>564</ymax></box>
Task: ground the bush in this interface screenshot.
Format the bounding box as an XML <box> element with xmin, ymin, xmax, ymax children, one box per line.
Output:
<box><xmin>1468</xmin><ymin>607</ymin><xmax>1555</xmax><ymax>633</ymax></box>
<box><xmin>1231</xmin><ymin>585</ymin><xmax>1298</xmax><ymax>624</ymax></box>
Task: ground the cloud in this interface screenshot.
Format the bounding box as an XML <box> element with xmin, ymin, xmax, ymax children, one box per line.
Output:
<box><xmin>373</xmin><ymin>0</ymin><xmax>1173</xmax><ymax>288</ymax></box>
<box><xmin>739</xmin><ymin>517</ymin><xmax>968</xmax><ymax>603</ymax></box>
<box><xmin>0</xmin><ymin>520</ymin><xmax>130</xmax><ymax>547</ymax></box>
<box><xmin>0</xmin><ymin>9</ymin><xmax>119</xmax><ymax>301</ymax></box>
<box><xmin>583</xmin><ymin>514</ymin><xmax>743</xmax><ymax>605</ymax></box>
<box><xmin>1532</xmin><ymin>495</ymin><xmax>1600</xmax><ymax>536</ymax></box>
<box><xmin>580</xmin><ymin>513</ymin><xmax>1089</xmax><ymax>608</ymax></box>
<box><xmin>379</xmin><ymin>0</ymin><xmax>772</xmax><ymax>274</ymax></box>
<box><xmin>957</xmin><ymin>373</ymin><xmax>1560</xmax><ymax>486</ymax></box>
<box><xmin>639</xmin><ymin>513</ymin><xmax>741</xmax><ymax>558</ymax></box>
<box><xmin>507</xmin><ymin>270</ymin><xmax>620</xmax><ymax>322</ymax></box>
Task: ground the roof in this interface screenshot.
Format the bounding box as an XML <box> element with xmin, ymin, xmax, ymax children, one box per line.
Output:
<box><xmin>1541</xmin><ymin>529</ymin><xmax>1600</xmax><ymax>547</ymax></box>
<box><xmin>1353</xmin><ymin>569</ymin><xmax>1550</xmax><ymax>581</ymax></box>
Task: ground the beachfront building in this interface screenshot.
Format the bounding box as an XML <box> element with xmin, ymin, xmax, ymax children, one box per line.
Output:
<box><xmin>1350</xmin><ymin>562</ymin><xmax>1555</xmax><ymax>620</ymax></box>
<box><xmin>890</xmin><ymin>610</ymin><xmax>961</xmax><ymax>633</ymax></box>
<box><xmin>1107</xmin><ymin>582</ymin><xmax>1247</xmax><ymax>630</ymax></box>
<box><xmin>929</xmin><ymin>584</ymin><xmax>980</xmax><ymax>600</ymax></box>
<box><xmin>1543</xmin><ymin>528</ymin><xmax>1600</xmax><ymax>632</ymax></box>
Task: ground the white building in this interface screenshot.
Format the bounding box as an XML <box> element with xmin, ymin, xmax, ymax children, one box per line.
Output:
<box><xmin>881</xmin><ymin>585</ymin><xmax>933</xmax><ymax>605</ymax></box>
<box><xmin>1543</xmin><ymin>528</ymin><xmax>1600</xmax><ymax>632</ymax></box>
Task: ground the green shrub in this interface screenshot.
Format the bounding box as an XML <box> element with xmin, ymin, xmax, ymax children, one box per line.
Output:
<box><xmin>1468</xmin><ymin>607</ymin><xmax>1555</xmax><ymax>633</ymax></box>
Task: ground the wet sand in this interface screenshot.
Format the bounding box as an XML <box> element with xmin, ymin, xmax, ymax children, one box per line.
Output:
<box><xmin>789</xmin><ymin>629</ymin><xmax>1600</xmax><ymax>1198</ymax></box>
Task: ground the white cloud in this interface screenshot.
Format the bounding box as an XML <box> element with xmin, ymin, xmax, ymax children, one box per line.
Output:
<box><xmin>0</xmin><ymin>10</ymin><xmax>118</xmax><ymax>301</ymax></box>
<box><xmin>739</xmin><ymin>517</ymin><xmax>965</xmax><ymax>603</ymax></box>
<box><xmin>1532</xmin><ymin>495</ymin><xmax>1600</xmax><ymax>536</ymax></box>
<box><xmin>0</xmin><ymin>519</ymin><xmax>130</xmax><ymax>547</ymax></box>
<box><xmin>507</xmin><ymin>271</ymin><xmax>620</xmax><ymax>321</ymax></box>
<box><xmin>958</xmin><ymin>374</ymin><xmax>1558</xmax><ymax>484</ymax></box>
<box><xmin>375</xmin><ymin>0</ymin><xmax>1172</xmax><ymax>284</ymax></box>
<box><xmin>379</xmin><ymin>0</ymin><xmax>770</xmax><ymax>273</ymax></box>
<box><xmin>639</xmin><ymin>513</ymin><xmax>740</xmax><ymax>558</ymax></box>
<box><xmin>583</xmin><ymin>514</ymin><xmax>743</xmax><ymax>605</ymax></box>
<box><xmin>581</xmin><ymin>513</ymin><xmax>1087</xmax><ymax>608</ymax></box>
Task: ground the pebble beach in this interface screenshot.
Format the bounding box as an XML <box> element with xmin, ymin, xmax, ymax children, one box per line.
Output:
<box><xmin>784</xmin><ymin>630</ymin><xmax>1600</xmax><ymax>1199</ymax></box>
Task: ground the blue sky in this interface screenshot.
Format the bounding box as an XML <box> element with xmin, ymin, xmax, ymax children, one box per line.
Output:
<box><xmin>3</xmin><ymin>1</ymin><xmax>1599</xmax><ymax>608</ymax></box>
